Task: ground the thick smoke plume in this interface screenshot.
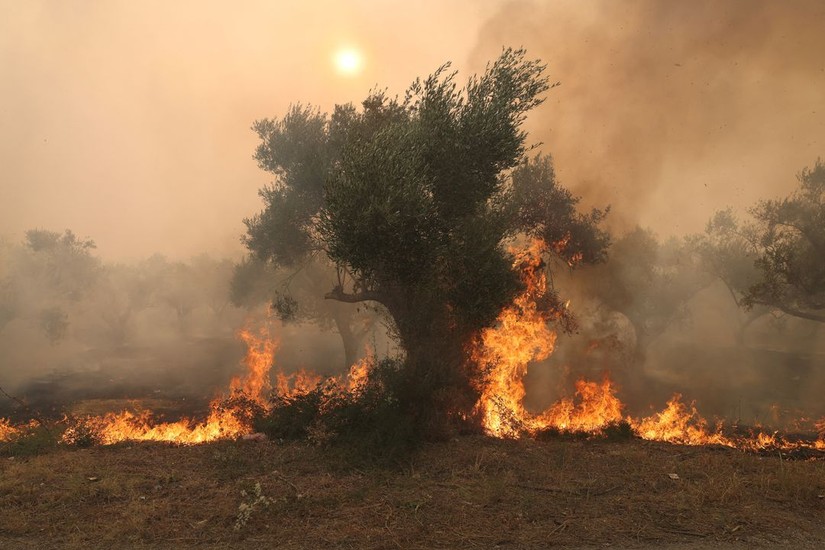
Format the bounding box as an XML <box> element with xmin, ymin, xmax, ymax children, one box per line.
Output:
<box><xmin>470</xmin><ymin>0</ymin><xmax>825</xmax><ymax>234</ymax></box>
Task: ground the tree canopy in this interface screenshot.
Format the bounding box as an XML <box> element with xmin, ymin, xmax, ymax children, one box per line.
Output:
<box><xmin>696</xmin><ymin>160</ymin><xmax>825</xmax><ymax>325</ymax></box>
<box><xmin>745</xmin><ymin>161</ymin><xmax>825</xmax><ymax>322</ymax></box>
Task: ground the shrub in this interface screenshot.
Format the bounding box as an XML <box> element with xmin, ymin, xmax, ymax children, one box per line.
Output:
<box><xmin>254</xmin><ymin>357</ymin><xmax>423</xmax><ymax>461</ymax></box>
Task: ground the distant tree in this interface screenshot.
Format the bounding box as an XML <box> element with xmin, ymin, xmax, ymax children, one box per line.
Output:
<box><xmin>585</xmin><ymin>227</ymin><xmax>710</xmax><ymax>358</ymax></box>
<box><xmin>189</xmin><ymin>255</ymin><xmax>236</xmax><ymax>319</ymax></box>
<box><xmin>689</xmin><ymin>210</ymin><xmax>772</xmax><ymax>344</ymax></box>
<box><xmin>0</xmin><ymin>229</ymin><xmax>101</xmax><ymax>343</ymax></box>
<box><xmin>92</xmin><ymin>260</ymin><xmax>159</xmax><ymax>346</ymax></box>
<box><xmin>157</xmin><ymin>260</ymin><xmax>201</xmax><ymax>336</ymax></box>
<box><xmin>39</xmin><ymin>306</ymin><xmax>69</xmax><ymax>344</ymax></box>
<box><xmin>243</xmin><ymin>48</ymin><xmax>608</xmax><ymax>432</ymax></box>
<box><xmin>22</xmin><ymin>229</ymin><xmax>101</xmax><ymax>302</ymax></box>
<box><xmin>693</xmin><ymin>161</ymin><xmax>825</xmax><ymax>327</ymax></box>
<box><xmin>0</xmin><ymin>240</ymin><xmax>18</xmax><ymax>333</ymax></box>
<box><xmin>230</xmin><ymin>256</ymin><xmax>276</xmax><ymax>310</ymax></box>
<box><xmin>743</xmin><ymin>161</ymin><xmax>825</xmax><ymax>322</ymax></box>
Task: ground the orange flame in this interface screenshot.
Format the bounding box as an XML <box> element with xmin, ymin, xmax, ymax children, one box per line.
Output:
<box><xmin>58</xmin><ymin>323</ymin><xmax>377</xmax><ymax>446</ymax></box>
<box><xmin>471</xmin><ymin>239</ymin><xmax>825</xmax><ymax>455</ymax></box>
<box><xmin>65</xmin><ymin>408</ymin><xmax>248</xmax><ymax>446</ymax></box>
<box><xmin>0</xmin><ymin>418</ymin><xmax>20</xmax><ymax>441</ymax></box>
<box><xmin>229</xmin><ymin>328</ymin><xmax>277</xmax><ymax>404</ymax></box>
<box><xmin>344</xmin><ymin>349</ymin><xmax>374</xmax><ymax>394</ymax></box>
<box><xmin>632</xmin><ymin>395</ymin><xmax>731</xmax><ymax>446</ymax></box>
<box><xmin>472</xmin><ymin>239</ymin><xmax>556</xmax><ymax>438</ymax></box>
<box><xmin>62</xmin><ymin>326</ymin><xmax>279</xmax><ymax>446</ymax></box>
<box><xmin>539</xmin><ymin>378</ymin><xmax>624</xmax><ymax>433</ymax></box>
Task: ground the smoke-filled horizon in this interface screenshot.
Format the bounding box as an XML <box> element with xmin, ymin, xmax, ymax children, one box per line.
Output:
<box><xmin>2</xmin><ymin>1</ymin><xmax>823</xmax><ymax>261</ymax></box>
<box><xmin>0</xmin><ymin>0</ymin><xmax>499</xmax><ymax>261</ymax></box>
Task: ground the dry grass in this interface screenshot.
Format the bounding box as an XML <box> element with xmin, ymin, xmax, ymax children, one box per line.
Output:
<box><xmin>1</xmin><ymin>436</ymin><xmax>824</xmax><ymax>549</ymax></box>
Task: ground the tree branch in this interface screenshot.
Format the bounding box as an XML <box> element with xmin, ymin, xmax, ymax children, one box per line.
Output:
<box><xmin>325</xmin><ymin>286</ymin><xmax>384</xmax><ymax>304</ymax></box>
<box><xmin>753</xmin><ymin>301</ymin><xmax>825</xmax><ymax>323</ymax></box>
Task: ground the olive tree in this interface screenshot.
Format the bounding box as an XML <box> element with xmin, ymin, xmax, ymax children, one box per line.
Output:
<box><xmin>243</xmin><ymin>49</ymin><xmax>608</xmax><ymax>431</ymax></box>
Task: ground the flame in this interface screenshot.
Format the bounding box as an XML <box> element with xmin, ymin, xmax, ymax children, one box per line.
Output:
<box><xmin>538</xmin><ymin>378</ymin><xmax>624</xmax><ymax>433</ymax></box>
<box><xmin>274</xmin><ymin>369</ymin><xmax>323</xmax><ymax>399</ymax></box>
<box><xmin>345</xmin><ymin>349</ymin><xmax>373</xmax><ymax>394</ymax></box>
<box><xmin>471</xmin><ymin>239</ymin><xmax>825</xmax><ymax>455</ymax></box>
<box><xmin>632</xmin><ymin>395</ymin><xmax>730</xmax><ymax>446</ymax></box>
<box><xmin>229</xmin><ymin>328</ymin><xmax>277</xmax><ymax>404</ymax></box>
<box><xmin>62</xmin><ymin>325</ymin><xmax>279</xmax><ymax>446</ymax></box>
<box><xmin>57</xmin><ymin>324</ymin><xmax>377</xmax><ymax>446</ymax></box>
<box><xmin>472</xmin><ymin>239</ymin><xmax>556</xmax><ymax>437</ymax></box>
<box><xmin>64</xmin><ymin>408</ymin><xmax>248</xmax><ymax>445</ymax></box>
<box><xmin>0</xmin><ymin>418</ymin><xmax>20</xmax><ymax>441</ymax></box>
<box><xmin>8</xmin><ymin>236</ymin><xmax>825</xmax><ymax>454</ymax></box>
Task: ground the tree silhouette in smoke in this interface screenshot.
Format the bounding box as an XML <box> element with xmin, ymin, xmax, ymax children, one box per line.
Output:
<box><xmin>741</xmin><ymin>161</ymin><xmax>825</xmax><ymax>323</ymax></box>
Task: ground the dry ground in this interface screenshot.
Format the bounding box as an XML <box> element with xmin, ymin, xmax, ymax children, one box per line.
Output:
<box><xmin>1</xmin><ymin>435</ymin><xmax>824</xmax><ymax>549</ymax></box>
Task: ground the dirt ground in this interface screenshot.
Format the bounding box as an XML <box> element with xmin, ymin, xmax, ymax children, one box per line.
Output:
<box><xmin>1</xmin><ymin>435</ymin><xmax>824</xmax><ymax>549</ymax></box>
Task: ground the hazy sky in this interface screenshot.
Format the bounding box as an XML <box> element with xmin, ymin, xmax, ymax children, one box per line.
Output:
<box><xmin>2</xmin><ymin>0</ymin><xmax>823</xmax><ymax>260</ymax></box>
<box><xmin>0</xmin><ymin>0</ymin><xmax>500</xmax><ymax>260</ymax></box>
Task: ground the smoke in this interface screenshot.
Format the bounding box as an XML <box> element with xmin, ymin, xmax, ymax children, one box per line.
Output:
<box><xmin>469</xmin><ymin>0</ymin><xmax>825</xmax><ymax>234</ymax></box>
<box><xmin>0</xmin><ymin>0</ymin><xmax>499</xmax><ymax>261</ymax></box>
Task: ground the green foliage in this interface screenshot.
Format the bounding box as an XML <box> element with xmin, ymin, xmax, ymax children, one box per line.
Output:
<box><xmin>695</xmin><ymin>160</ymin><xmax>825</xmax><ymax>324</ymax></box>
<box><xmin>508</xmin><ymin>155</ymin><xmax>610</xmax><ymax>266</ymax></box>
<box><xmin>254</xmin><ymin>384</ymin><xmax>331</xmax><ymax>441</ymax></box>
<box><xmin>745</xmin><ymin>160</ymin><xmax>825</xmax><ymax>321</ymax></box>
<box><xmin>692</xmin><ymin>209</ymin><xmax>761</xmax><ymax>305</ymax></box>
<box><xmin>230</xmin><ymin>256</ymin><xmax>276</xmax><ymax>309</ymax></box>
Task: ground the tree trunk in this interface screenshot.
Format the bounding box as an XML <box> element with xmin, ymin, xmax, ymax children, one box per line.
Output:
<box><xmin>330</xmin><ymin>302</ymin><xmax>360</xmax><ymax>369</ymax></box>
<box><xmin>382</xmin><ymin>290</ymin><xmax>478</xmax><ymax>437</ymax></box>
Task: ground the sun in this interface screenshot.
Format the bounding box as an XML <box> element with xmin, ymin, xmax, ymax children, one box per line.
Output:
<box><xmin>333</xmin><ymin>47</ymin><xmax>363</xmax><ymax>76</ymax></box>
